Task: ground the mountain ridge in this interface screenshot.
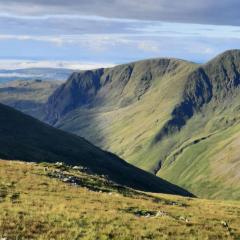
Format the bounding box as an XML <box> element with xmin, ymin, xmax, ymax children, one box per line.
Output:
<box><xmin>155</xmin><ymin>49</ymin><xmax>240</xmax><ymax>143</ymax></box>
<box><xmin>44</xmin><ymin>58</ymin><xmax>196</xmax><ymax>124</ymax></box>
<box><xmin>41</xmin><ymin>50</ymin><xmax>240</xmax><ymax>199</ymax></box>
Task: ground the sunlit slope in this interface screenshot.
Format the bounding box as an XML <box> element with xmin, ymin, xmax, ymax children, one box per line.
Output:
<box><xmin>0</xmin><ymin>103</ymin><xmax>192</xmax><ymax>196</ymax></box>
<box><xmin>46</xmin><ymin>58</ymin><xmax>197</xmax><ymax>171</ymax></box>
<box><xmin>159</xmin><ymin>123</ymin><xmax>240</xmax><ymax>200</ymax></box>
<box><xmin>44</xmin><ymin>50</ymin><xmax>240</xmax><ymax>199</ymax></box>
<box><xmin>155</xmin><ymin>50</ymin><xmax>240</xmax><ymax>199</ymax></box>
<box><xmin>0</xmin><ymin>160</ymin><xmax>239</xmax><ymax>240</ymax></box>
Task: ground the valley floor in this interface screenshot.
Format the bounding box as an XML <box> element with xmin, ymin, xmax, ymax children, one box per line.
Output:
<box><xmin>0</xmin><ymin>160</ymin><xmax>240</xmax><ymax>240</ymax></box>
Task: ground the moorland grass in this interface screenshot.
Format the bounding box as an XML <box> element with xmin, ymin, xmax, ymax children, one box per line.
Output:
<box><xmin>0</xmin><ymin>160</ymin><xmax>240</xmax><ymax>240</ymax></box>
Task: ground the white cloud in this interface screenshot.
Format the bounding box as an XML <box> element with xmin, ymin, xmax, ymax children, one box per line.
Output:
<box><xmin>0</xmin><ymin>0</ymin><xmax>239</xmax><ymax>26</ymax></box>
<box><xmin>0</xmin><ymin>33</ymin><xmax>134</xmax><ymax>51</ymax></box>
<box><xmin>137</xmin><ymin>41</ymin><xmax>160</xmax><ymax>52</ymax></box>
<box><xmin>0</xmin><ymin>59</ymin><xmax>115</xmax><ymax>70</ymax></box>
<box><xmin>0</xmin><ymin>34</ymin><xmax>64</xmax><ymax>46</ymax></box>
<box><xmin>0</xmin><ymin>5</ymin><xmax>239</xmax><ymax>65</ymax></box>
<box><xmin>0</xmin><ymin>13</ymin><xmax>141</xmax><ymax>23</ymax></box>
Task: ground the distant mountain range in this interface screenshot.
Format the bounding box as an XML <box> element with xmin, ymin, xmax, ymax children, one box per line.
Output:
<box><xmin>0</xmin><ymin>68</ymin><xmax>73</xmax><ymax>82</ymax></box>
<box><xmin>0</xmin><ymin>79</ymin><xmax>62</xmax><ymax>119</ymax></box>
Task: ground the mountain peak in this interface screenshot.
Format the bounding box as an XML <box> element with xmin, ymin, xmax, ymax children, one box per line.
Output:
<box><xmin>45</xmin><ymin>57</ymin><xmax>195</xmax><ymax>124</ymax></box>
<box><xmin>207</xmin><ymin>49</ymin><xmax>240</xmax><ymax>65</ymax></box>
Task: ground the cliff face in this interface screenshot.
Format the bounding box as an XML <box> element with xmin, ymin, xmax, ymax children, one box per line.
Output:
<box><xmin>45</xmin><ymin>69</ymin><xmax>104</xmax><ymax>124</ymax></box>
<box><xmin>44</xmin><ymin>58</ymin><xmax>188</xmax><ymax>124</ymax></box>
<box><xmin>154</xmin><ymin>50</ymin><xmax>240</xmax><ymax>142</ymax></box>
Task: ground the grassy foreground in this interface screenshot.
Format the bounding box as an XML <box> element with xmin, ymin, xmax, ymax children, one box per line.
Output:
<box><xmin>0</xmin><ymin>160</ymin><xmax>240</xmax><ymax>240</ymax></box>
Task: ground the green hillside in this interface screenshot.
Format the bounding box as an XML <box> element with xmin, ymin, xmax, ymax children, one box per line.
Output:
<box><xmin>45</xmin><ymin>58</ymin><xmax>197</xmax><ymax>171</ymax></box>
<box><xmin>44</xmin><ymin>50</ymin><xmax>240</xmax><ymax>200</ymax></box>
<box><xmin>0</xmin><ymin>160</ymin><xmax>239</xmax><ymax>240</ymax></box>
<box><xmin>156</xmin><ymin>50</ymin><xmax>240</xmax><ymax>199</ymax></box>
<box><xmin>0</xmin><ymin>103</ymin><xmax>192</xmax><ymax>196</ymax></box>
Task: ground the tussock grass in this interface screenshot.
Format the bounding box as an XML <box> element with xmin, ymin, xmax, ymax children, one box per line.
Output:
<box><xmin>0</xmin><ymin>160</ymin><xmax>239</xmax><ymax>240</ymax></box>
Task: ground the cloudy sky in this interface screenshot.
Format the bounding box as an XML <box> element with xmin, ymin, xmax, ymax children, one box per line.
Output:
<box><xmin>0</xmin><ymin>0</ymin><xmax>240</xmax><ymax>69</ymax></box>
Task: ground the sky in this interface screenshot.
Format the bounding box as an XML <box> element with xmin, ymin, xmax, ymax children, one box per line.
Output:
<box><xmin>0</xmin><ymin>0</ymin><xmax>240</xmax><ymax>69</ymax></box>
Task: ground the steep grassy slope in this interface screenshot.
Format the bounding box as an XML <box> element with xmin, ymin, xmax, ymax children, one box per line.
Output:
<box><xmin>159</xmin><ymin>123</ymin><xmax>240</xmax><ymax>200</ymax></box>
<box><xmin>0</xmin><ymin>79</ymin><xmax>61</xmax><ymax>119</ymax></box>
<box><xmin>44</xmin><ymin>50</ymin><xmax>240</xmax><ymax>200</ymax></box>
<box><xmin>155</xmin><ymin>50</ymin><xmax>240</xmax><ymax>199</ymax></box>
<box><xmin>45</xmin><ymin>58</ymin><xmax>197</xmax><ymax>171</ymax></box>
<box><xmin>0</xmin><ymin>103</ymin><xmax>192</xmax><ymax>196</ymax></box>
<box><xmin>1</xmin><ymin>160</ymin><xmax>240</xmax><ymax>240</ymax></box>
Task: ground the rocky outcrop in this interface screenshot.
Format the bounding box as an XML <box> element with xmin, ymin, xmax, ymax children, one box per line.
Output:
<box><xmin>44</xmin><ymin>58</ymin><xmax>186</xmax><ymax>125</ymax></box>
